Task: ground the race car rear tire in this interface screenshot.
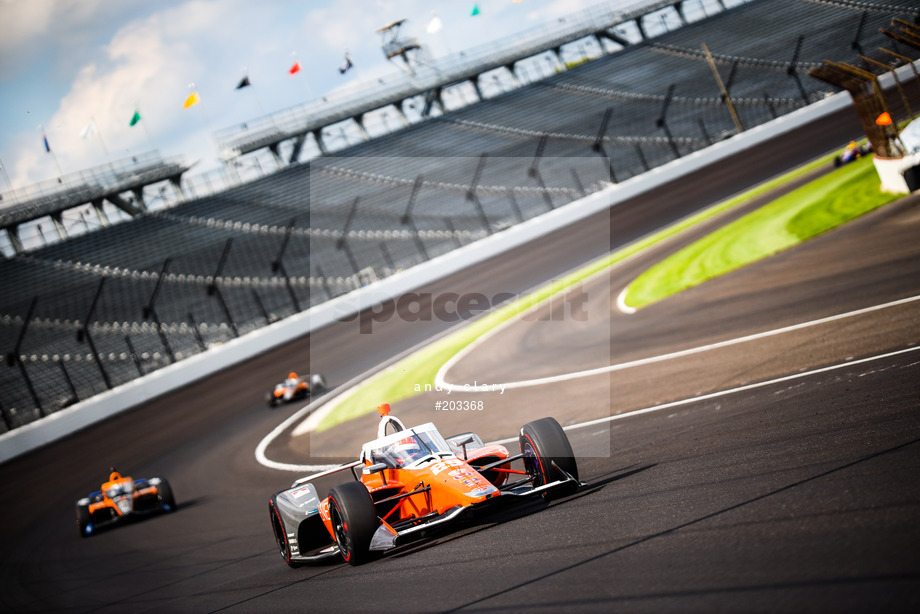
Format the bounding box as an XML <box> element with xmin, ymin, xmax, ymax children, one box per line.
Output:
<box><xmin>157</xmin><ymin>479</ymin><xmax>177</xmax><ymax>512</ymax></box>
<box><xmin>328</xmin><ymin>481</ymin><xmax>378</xmax><ymax>566</ymax></box>
<box><xmin>520</xmin><ymin>417</ymin><xmax>579</xmax><ymax>499</ymax></box>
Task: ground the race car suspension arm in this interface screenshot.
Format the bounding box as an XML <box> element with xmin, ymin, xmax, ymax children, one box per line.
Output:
<box><xmin>502</xmin><ymin>461</ymin><xmax>580</xmax><ymax>490</ymax></box>
<box><xmin>472</xmin><ymin>453</ymin><xmax>524</xmax><ymax>473</ymax></box>
<box><xmin>551</xmin><ymin>460</ymin><xmax>585</xmax><ymax>487</ymax></box>
<box><xmin>499</xmin><ymin>477</ymin><xmax>534</xmax><ymax>491</ymax></box>
<box><xmin>375</xmin><ymin>483</ymin><xmax>431</xmax><ymax>522</ymax></box>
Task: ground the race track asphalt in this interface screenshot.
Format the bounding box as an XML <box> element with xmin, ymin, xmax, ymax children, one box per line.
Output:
<box><xmin>1</xmin><ymin>104</ymin><xmax>919</xmax><ymax>613</ymax></box>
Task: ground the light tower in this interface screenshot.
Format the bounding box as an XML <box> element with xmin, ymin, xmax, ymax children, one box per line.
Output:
<box><xmin>377</xmin><ymin>19</ymin><xmax>421</xmax><ymax>74</ymax></box>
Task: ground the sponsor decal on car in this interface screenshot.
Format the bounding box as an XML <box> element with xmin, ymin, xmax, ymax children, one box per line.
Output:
<box><xmin>429</xmin><ymin>458</ymin><xmax>464</xmax><ymax>475</ymax></box>
<box><xmin>464</xmin><ymin>485</ymin><xmax>498</xmax><ymax>498</ymax></box>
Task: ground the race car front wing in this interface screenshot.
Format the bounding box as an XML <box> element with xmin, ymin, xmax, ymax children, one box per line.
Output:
<box><xmin>369</xmin><ymin>466</ymin><xmax>581</xmax><ymax>551</ymax></box>
<box><xmin>273</xmin><ymin>459</ymin><xmax>581</xmax><ymax>563</ymax></box>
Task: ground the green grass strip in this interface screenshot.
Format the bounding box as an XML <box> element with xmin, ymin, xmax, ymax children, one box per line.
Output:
<box><xmin>624</xmin><ymin>154</ymin><xmax>900</xmax><ymax>309</ymax></box>
<box><xmin>316</xmin><ymin>150</ymin><xmax>874</xmax><ymax>431</ymax></box>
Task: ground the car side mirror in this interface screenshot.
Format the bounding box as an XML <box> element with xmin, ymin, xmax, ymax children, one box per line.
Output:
<box><xmin>363</xmin><ymin>462</ymin><xmax>387</xmax><ymax>474</ymax></box>
<box><xmin>454</xmin><ymin>434</ymin><xmax>475</xmax><ymax>459</ymax></box>
<box><xmin>363</xmin><ymin>462</ymin><xmax>388</xmax><ymax>485</ymax></box>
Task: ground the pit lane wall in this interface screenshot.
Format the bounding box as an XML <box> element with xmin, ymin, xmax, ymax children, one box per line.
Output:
<box><xmin>0</xmin><ymin>89</ymin><xmax>857</xmax><ymax>465</ymax></box>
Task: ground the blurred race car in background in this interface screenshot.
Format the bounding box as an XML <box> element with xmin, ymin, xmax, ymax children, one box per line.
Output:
<box><xmin>268</xmin><ymin>402</ymin><xmax>580</xmax><ymax>566</ymax></box>
<box><xmin>834</xmin><ymin>140</ymin><xmax>872</xmax><ymax>166</ymax></box>
<box><xmin>75</xmin><ymin>469</ymin><xmax>176</xmax><ymax>537</ymax></box>
<box><xmin>267</xmin><ymin>372</ymin><xmax>327</xmax><ymax>407</ymax></box>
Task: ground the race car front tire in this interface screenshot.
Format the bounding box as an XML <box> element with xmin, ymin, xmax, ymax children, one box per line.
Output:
<box><xmin>269</xmin><ymin>498</ymin><xmax>296</xmax><ymax>567</ymax></box>
<box><xmin>156</xmin><ymin>478</ymin><xmax>177</xmax><ymax>512</ymax></box>
<box><xmin>76</xmin><ymin>503</ymin><xmax>92</xmax><ymax>538</ymax></box>
<box><xmin>520</xmin><ymin>417</ymin><xmax>579</xmax><ymax>499</ymax></box>
<box><xmin>328</xmin><ymin>481</ymin><xmax>378</xmax><ymax>566</ymax></box>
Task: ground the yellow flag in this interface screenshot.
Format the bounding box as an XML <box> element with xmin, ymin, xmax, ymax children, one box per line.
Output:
<box><xmin>183</xmin><ymin>92</ymin><xmax>200</xmax><ymax>108</ymax></box>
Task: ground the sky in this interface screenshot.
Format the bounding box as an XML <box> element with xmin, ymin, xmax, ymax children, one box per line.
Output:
<box><xmin>0</xmin><ymin>0</ymin><xmax>616</xmax><ymax>196</ymax></box>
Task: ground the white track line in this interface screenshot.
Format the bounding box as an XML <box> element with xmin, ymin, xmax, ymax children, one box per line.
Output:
<box><xmin>438</xmin><ymin>294</ymin><xmax>920</xmax><ymax>390</ymax></box>
<box><xmin>616</xmin><ymin>286</ymin><xmax>636</xmax><ymax>314</ymax></box>
<box><xmin>489</xmin><ymin>344</ymin><xmax>920</xmax><ymax>445</ymax></box>
<box><xmin>254</xmin><ymin>400</ymin><xmax>341</xmax><ymax>473</ymax></box>
<box><xmin>259</xmin><ymin>294</ymin><xmax>920</xmax><ymax>473</ymax></box>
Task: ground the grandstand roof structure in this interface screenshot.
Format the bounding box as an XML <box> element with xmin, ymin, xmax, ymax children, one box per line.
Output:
<box><xmin>213</xmin><ymin>0</ymin><xmax>704</xmax><ymax>163</ymax></box>
<box><xmin>0</xmin><ymin>152</ymin><xmax>190</xmax><ymax>255</ymax></box>
<box><xmin>1</xmin><ymin>0</ymin><xmax>919</xmax><ymax>433</ymax></box>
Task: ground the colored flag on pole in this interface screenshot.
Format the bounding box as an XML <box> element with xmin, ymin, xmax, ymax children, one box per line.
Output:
<box><xmin>129</xmin><ymin>110</ymin><xmax>142</xmax><ymax>126</ymax></box>
<box><xmin>471</xmin><ymin>4</ymin><xmax>480</xmax><ymax>16</ymax></box>
<box><xmin>42</xmin><ymin>131</ymin><xmax>51</xmax><ymax>153</ymax></box>
<box><xmin>80</xmin><ymin>121</ymin><xmax>97</xmax><ymax>139</ymax></box>
<box><xmin>183</xmin><ymin>91</ymin><xmax>200</xmax><ymax>108</ymax></box>
<box><xmin>236</xmin><ymin>75</ymin><xmax>251</xmax><ymax>89</ymax></box>
<box><xmin>426</xmin><ymin>16</ymin><xmax>442</xmax><ymax>34</ymax></box>
<box><xmin>339</xmin><ymin>53</ymin><xmax>353</xmax><ymax>74</ymax></box>
<box><xmin>289</xmin><ymin>61</ymin><xmax>301</xmax><ymax>75</ymax></box>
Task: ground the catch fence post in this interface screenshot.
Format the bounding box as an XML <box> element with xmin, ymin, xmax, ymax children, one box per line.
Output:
<box><xmin>209</xmin><ymin>239</ymin><xmax>239</xmax><ymax>337</ymax></box>
<box><xmin>401</xmin><ymin>175</ymin><xmax>429</xmax><ymax>260</ymax></box>
<box><xmin>529</xmin><ymin>134</ymin><xmax>556</xmax><ymax>209</ymax></box>
<box><xmin>273</xmin><ymin>219</ymin><xmax>302</xmax><ymax>312</ymax></box>
<box><xmin>78</xmin><ymin>278</ymin><xmax>113</xmax><ymax>390</ymax></box>
<box><xmin>144</xmin><ymin>258</ymin><xmax>177</xmax><ymax>361</ymax></box>
<box><xmin>465</xmin><ymin>154</ymin><xmax>492</xmax><ymax>233</ymax></box>
<box><xmin>8</xmin><ymin>296</ymin><xmax>43</xmax><ymax>415</ymax></box>
<box><xmin>125</xmin><ymin>334</ymin><xmax>144</xmax><ymax>375</ymax></box>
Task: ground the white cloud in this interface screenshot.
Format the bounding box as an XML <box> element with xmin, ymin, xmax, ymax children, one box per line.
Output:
<box><xmin>0</xmin><ymin>0</ymin><xmax>143</xmax><ymax>79</ymax></box>
<box><xmin>1</xmin><ymin>0</ymin><xmax>610</xmax><ymax>192</ymax></box>
<box><xmin>6</xmin><ymin>0</ymin><xmax>288</xmax><ymax>186</ymax></box>
<box><xmin>0</xmin><ymin>0</ymin><xmax>57</xmax><ymax>62</ymax></box>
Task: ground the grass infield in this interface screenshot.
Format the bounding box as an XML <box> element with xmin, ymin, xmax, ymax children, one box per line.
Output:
<box><xmin>317</xmin><ymin>151</ymin><xmax>899</xmax><ymax>431</ymax></box>
<box><xmin>623</xmin><ymin>154</ymin><xmax>900</xmax><ymax>309</ymax></box>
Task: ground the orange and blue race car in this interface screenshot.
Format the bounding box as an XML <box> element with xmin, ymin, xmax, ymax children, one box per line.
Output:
<box><xmin>268</xmin><ymin>402</ymin><xmax>580</xmax><ymax>566</ymax></box>
<box><xmin>75</xmin><ymin>469</ymin><xmax>176</xmax><ymax>537</ymax></box>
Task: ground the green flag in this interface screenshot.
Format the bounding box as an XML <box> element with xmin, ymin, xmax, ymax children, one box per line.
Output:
<box><xmin>129</xmin><ymin>110</ymin><xmax>141</xmax><ymax>126</ymax></box>
<box><xmin>471</xmin><ymin>4</ymin><xmax>480</xmax><ymax>16</ymax></box>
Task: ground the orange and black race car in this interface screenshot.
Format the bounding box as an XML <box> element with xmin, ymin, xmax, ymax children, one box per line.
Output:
<box><xmin>75</xmin><ymin>469</ymin><xmax>176</xmax><ymax>537</ymax></box>
<box><xmin>268</xmin><ymin>402</ymin><xmax>580</xmax><ymax>566</ymax></box>
<box><xmin>267</xmin><ymin>372</ymin><xmax>327</xmax><ymax>407</ymax></box>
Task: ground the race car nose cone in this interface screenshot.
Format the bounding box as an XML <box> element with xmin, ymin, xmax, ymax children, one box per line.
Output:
<box><xmin>116</xmin><ymin>498</ymin><xmax>132</xmax><ymax>515</ymax></box>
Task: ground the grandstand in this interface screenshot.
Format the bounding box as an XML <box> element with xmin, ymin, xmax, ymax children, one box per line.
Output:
<box><xmin>1</xmin><ymin>0</ymin><xmax>918</xmax><ymax>433</ymax></box>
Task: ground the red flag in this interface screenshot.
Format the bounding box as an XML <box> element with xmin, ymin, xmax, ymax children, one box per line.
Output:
<box><xmin>289</xmin><ymin>61</ymin><xmax>301</xmax><ymax>75</ymax></box>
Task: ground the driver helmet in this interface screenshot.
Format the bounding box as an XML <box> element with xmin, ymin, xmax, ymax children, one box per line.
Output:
<box><xmin>288</xmin><ymin>372</ymin><xmax>298</xmax><ymax>380</ymax></box>
<box><xmin>391</xmin><ymin>438</ymin><xmax>424</xmax><ymax>464</ymax></box>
